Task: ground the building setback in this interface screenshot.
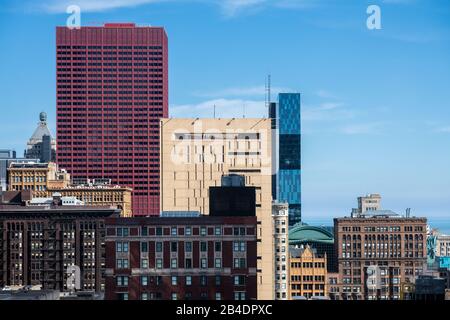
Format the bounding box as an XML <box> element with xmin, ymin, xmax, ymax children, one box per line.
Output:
<box><xmin>0</xmin><ymin>200</ymin><xmax>120</xmax><ymax>291</ymax></box>
<box><xmin>104</xmin><ymin>216</ymin><xmax>257</xmax><ymax>300</ymax></box>
<box><xmin>160</xmin><ymin>118</ymin><xmax>274</xmax><ymax>299</ymax></box>
<box><xmin>56</xmin><ymin>23</ymin><xmax>168</xmax><ymax>216</ymax></box>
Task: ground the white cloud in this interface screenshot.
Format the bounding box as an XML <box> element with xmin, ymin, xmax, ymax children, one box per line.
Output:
<box><xmin>170</xmin><ymin>98</ymin><xmax>267</xmax><ymax>118</ymax></box>
<box><xmin>302</xmin><ymin>102</ymin><xmax>353</xmax><ymax>121</ymax></box>
<box><xmin>35</xmin><ymin>0</ymin><xmax>316</xmax><ymax>15</ymax></box>
<box><xmin>38</xmin><ymin>0</ymin><xmax>167</xmax><ymax>13</ymax></box>
<box><xmin>340</xmin><ymin>122</ymin><xmax>386</xmax><ymax>135</ymax></box>
<box><xmin>436</xmin><ymin>126</ymin><xmax>450</xmax><ymax>133</ymax></box>
<box><xmin>193</xmin><ymin>85</ymin><xmax>294</xmax><ymax>98</ymax></box>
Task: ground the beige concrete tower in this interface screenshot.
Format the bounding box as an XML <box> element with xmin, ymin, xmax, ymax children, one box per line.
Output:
<box><xmin>160</xmin><ymin>118</ymin><xmax>274</xmax><ymax>300</ymax></box>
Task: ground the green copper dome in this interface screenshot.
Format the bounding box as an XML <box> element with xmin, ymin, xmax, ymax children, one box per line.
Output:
<box><xmin>289</xmin><ymin>224</ymin><xmax>334</xmax><ymax>245</ymax></box>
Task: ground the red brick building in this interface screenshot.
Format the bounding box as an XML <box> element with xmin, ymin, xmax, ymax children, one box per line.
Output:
<box><xmin>104</xmin><ymin>216</ymin><xmax>257</xmax><ymax>300</ymax></box>
<box><xmin>56</xmin><ymin>23</ymin><xmax>168</xmax><ymax>216</ymax></box>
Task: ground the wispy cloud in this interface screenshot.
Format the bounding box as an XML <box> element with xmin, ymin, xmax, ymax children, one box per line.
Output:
<box><xmin>193</xmin><ymin>85</ymin><xmax>294</xmax><ymax>98</ymax></box>
<box><xmin>340</xmin><ymin>122</ymin><xmax>387</xmax><ymax>135</ymax></box>
<box><xmin>170</xmin><ymin>98</ymin><xmax>267</xmax><ymax>118</ymax></box>
<box><xmin>435</xmin><ymin>126</ymin><xmax>450</xmax><ymax>133</ymax></box>
<box><xmin>36</xmin><ymin>0</ymin><xmax>167</xmax><ymax>13</ymax></box>
<box><xmin>302</xmin><ymin>102</ymin><xmax>354</xmax><ymax>122</ymax></box>
<box><xmin>33</xmin><ymin>0</ymin><xmax>317</xmax><ymax>16</ymax></box>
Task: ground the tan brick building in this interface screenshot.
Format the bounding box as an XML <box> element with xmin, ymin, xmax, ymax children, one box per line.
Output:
<box><xmin>44</xmin><ymin>185</ymin><xmax>133</xmax><ymax>217</ymax></box>
<box><xmin>8</xmin><ymin>162</ymin><xmax>132</xmax><ymax>217</ymax></box>
<box><xmin>160</xmin><ymin>118</ymin><xmax>274</xmax><ymax>299</ymax></box>
<box><xmin>289</xmin><ymin>245</ymin><xmax>328</xmax><ymax>299</ymax></box>
<box><xmin>7</xmin><ymin>162</ymin><xmax>70</xmax><ymax>196</ymax></box>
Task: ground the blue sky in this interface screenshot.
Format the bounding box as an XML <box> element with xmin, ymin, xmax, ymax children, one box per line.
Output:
<box><xmin>0</xmin><ymin>0</ymin><xmax>449</xmax><ymax>222</ymax></box>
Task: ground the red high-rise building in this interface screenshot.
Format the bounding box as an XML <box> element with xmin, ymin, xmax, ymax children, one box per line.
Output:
<box><xmin>56</xmin><ymin>23</ymin><xmax>168</xmax><ymax>216</ymax></box>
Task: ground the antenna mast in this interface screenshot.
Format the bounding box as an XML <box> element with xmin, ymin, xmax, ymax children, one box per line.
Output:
<box><xmin>265</xmin><ymin>74</ymin><xmax>271</xmax><ymax>109</ymax></box>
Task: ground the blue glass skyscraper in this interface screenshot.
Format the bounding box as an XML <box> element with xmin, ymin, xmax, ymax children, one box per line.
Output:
<box><xmin>270</xmin><ymin>93</ymin><xmax>301</xmax><ymax>226</ymax></box>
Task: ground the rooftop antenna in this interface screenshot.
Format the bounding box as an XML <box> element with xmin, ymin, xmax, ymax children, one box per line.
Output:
<box><xmin>265</xmin><ymin>74</ymin><xmax>271</xmax><ymax>110</ymax></box>
<box><xmin>243</xmin><ymin>102</ymin><xmax>246</xmax><ymax>118</ymax></box>
<box><xmin>213</xmin><ymin>104</ymin><xmax>216</xmax><ymax>119</ymax></box>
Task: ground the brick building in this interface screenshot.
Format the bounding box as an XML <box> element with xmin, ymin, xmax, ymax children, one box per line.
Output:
<box><xmin>104</xmin><ymin>215</ymin><xmax>257</xmax><ymax>300</ymax></box>
<box><xmin>0</xmin><ymin>198</ymin><xmax>120</xmax><ymax>292</ymax></box>
<box><xmin>334</xmin><ymin>210</ymin><xmax>427</xmax><ymax>300</ymax></box>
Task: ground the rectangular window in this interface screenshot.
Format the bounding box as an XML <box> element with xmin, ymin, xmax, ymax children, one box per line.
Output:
<box><xmin>215</xmin><ymin>258</ymin><xmax>222</xmax><ymax>268</ymax></box>
<box><xmin>185</xmin><ymin>227</ymin><xmax>192</xmax><ymax>236</ymax></box>
<box><xmin>171</xmin><ymin>227</ymin><xmax>177</xmax><ymax>236</ymax></box>
<box><xmin>141</xmin><ymin>276</ymin><xmax>148</xmax><ymax>286</ymax></box>
<box><xmin>141</xmin><ymin>242</ymin><xmax>148</xmax><ymax>253</ymax></box>
<box><xmin>185</xmin><ymin>258</ymin><xmax>192</xmax><ymax>269</ymax></box>
<box><xmin>215</xmin><ymin>227</ymin><xmax>221</xmax><ymax>235</ymax></box>
<box><xmin>201</xmin><ymin>258</ymin><xmax>207</xmax><ymax>269</ymax></box>
<box><xmin>200</xmin><ymin>242</ymin><xmax>207</xmax><ymax>252</ymax></box>
<box><xmin>185</xmin><ymin>242</ymin><xmax>192</xmax><ymax>252</ymax></box>
<box><xmin>200</xmin><ymin>275</ymin><xmax>207</xmax><ymax>286</ymax></box>
<box><xmin>141</xmin><ymin>293</ymin><xmax>148</xmax><ymax>300</ymax></box>
<box><xmin>156</xmin><ymin>227</ymin><xmax>162</xmax><ymax>236</ymax></box>
<box><xmin>171</xmin><ymin>258</ymin><xmax>178</xmax><ymax>269</ymax></box>
<box><xmin>201</xmin><ymin>226</ymin><xmax>207</xmax><ymax>236</ymax></box>
<box><xmin>156</xmin><ymin>259</ymin><xmax>162</xmax><ymax>269</ymax></box>
<box><xmin>141</xmin><ymin>258</ymin><xmax>148</xmax><ymax>269</ymax></box>
<box><xmin>215</xmin><ymin>292</ymin><xmax>222</xmax><ymax>300</ymax></box>
<box><xmin>186</xmin><ymin>276</ymin><xmax>192</xmax><ymax>286</ymax></box>
<box><xmin>156</xmin><ymin>242</ymin><xmax>163</xmax><ymax>252</ymax></box>
<box><xmin>215</xmin><ymin>276</ymin><xmax>221</xmax><ymax>286</ymax></box>
<box><xmin>171</xmin><ymin>276</ymin><xmax>177</xmax><ymax>285</ymax></box>
<box><xmin>171</xmin><ymin>242</ymin><xmax>178</xmax><ymax>252</ymax></box>
<box><xmin>141</xmin><ymin>226</ymin><xmax>148</xmax><ymax>236</ymax></box>
<box><xmin>215</xmin><ymin>242</ymin><xmax>222</xmax><ymax>252</ymax></box>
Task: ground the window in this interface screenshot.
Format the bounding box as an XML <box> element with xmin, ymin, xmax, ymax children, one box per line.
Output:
<box><xmin>234</xmin><ymin>275</ymin><xmax>246</xmax><ymax>286</ymax></box>
<box><xmin>201</xmin><ymin>258</ymin><xmax>207</xmax><ymax>269</ymax></box>
<box><xmin>215</xmin><ymin>276</ymin><xmax>221</xmax><ymax>286</ymax></box>
<box><xmin>215</xmin><ymin>227</ymin><xmax>221</xmax><ymax>235</ymax></box>
<box><xmin>171</xmin><ymin>242</ymin><xmax>178</xmax><ymax>252</ymax></box>
<box><xmin>215</xmin><ymin>258</ymin><xmax>222</xmax><ymax>268</ymax></box>
<box><xmin>185</xmin><ymin>258</ymin><xmax>192</xmax><ymax>269</ymax></box>
<box><xmin>156</xmin><ymin>259</ymin><xmax>162</xmax><ymax>269</ymax></box>
<box><xmin>234</xmin><ymin>292</ymin><xmax>245</xmax><ymax>300</ymax></box>
<box><xmin>156</xmin><ymin>242</ymin><xmax>163</xmax><ymax>252</ymax></box>
<box><xmin>186</xmin><ymin>276</ymin><xmax>192</xmax><ymax>286</ymax></box>
<box><xmin>200</xmin><ymin>242</ymin><xmax>207</xmax><ymax>252</ymax></box>
<box><xmin>141</xmin><ymin>259</ymin><xmax>148</xmax><ymax>269</ymax></box>
<box><xmin>200</xmin><ymin>275</ymin><xmax>207</xmax><ymax>286</ymax></box>
<box><xmin>185</xmin><ymin>227</ymin><xmax>192</xmax><ymax>236</ymax></box>
<box><xmin>116</xmin><ymin>242</ymin><xmax>129</xmax><ymax>252</ymax></box>
<box><xmin>141</xmin><ymin>293</ymin><xmax>148</xmax><ymax>300</ymax></box>
<box><xmin>234</xmin><ymin>241</ymin><xmax>245</xmax><ymax>252</ymax></box>
<box><xmin>171</xmin><ymin>227</ymin><xmax>177</xmax><ymax>236</ymax></box>
<box><xmin>234</xmin><ymin>258</ymin><xmax>246</xmax><ymax>269</ymax></box>
<box><xmin>116</xmin><ymin>259</ymin><xmax>129</xmax><ymax>269</ymax></box>
<box><xmin>171</xmin><ymin>276</ymin><xmax>177</xmax><ymax>285</ymax></box>
<box><xmin>201</xmin><ymin>226</ymin><xmax>207</xmax><ymax>236</ymax></box>
<box><xmin>117</xmin><ymin>228</ymin><xmax>129</xmax><ymax>237</ymax></box>
<box><xmin>185</xmin><ymin>242</ymin><xmax>192</xmax><ymax>252</ymax></box>
<box><xmin>141</xmin><ymin>242</ymin><xmax>148</xmax><ymax>253</ymax></box>
<box><xmin>171</xmin><ymin>258</ymin><xmax>178</xmax><ymax>269</ymax></box>
<box><xmin>117</xmin><ymin>276</ymin><xmax>128</xmax><ymax>286</ymax></box>
<box><xmin>171</xmin><ymin>293</ymin><xmax>178</xmax><ymax>300</ymax></box>
<box><xmin>120</xmin><ymin>293</ymin><xmax>129</xmax><ymax>300</ymax></box>
<box><xmin>215</xmin><ymin>292</ymin><xmax>222</xmax><ymax>300</ymax></box>
<box><xmin>141</xmin><ymin>226</ymin><xmax>148</xmax><ymax>236</ymax></box>
<box><xmin>156</xmin><ymin>227</ymin><xmax>162</xmax><ymax>236</ymax></box>
<box><xmin>215</xmin><ymin>242</ymin><xmax>222</xmax><ymax>252</ymax></box>
<box><xmin>141</xmin><ymin>276</ymin><xmax>148</xmax><ymax>286</ymax></box>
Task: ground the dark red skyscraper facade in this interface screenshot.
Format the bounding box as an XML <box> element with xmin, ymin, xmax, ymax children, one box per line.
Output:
<box><xmin>56</xmin><ymin>24</ymin><xmax>168</xmax><ymax>216</ymax></box>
